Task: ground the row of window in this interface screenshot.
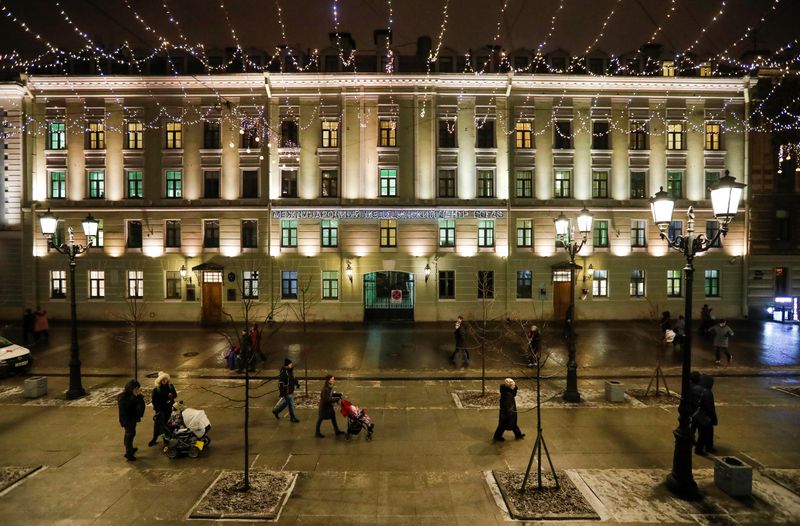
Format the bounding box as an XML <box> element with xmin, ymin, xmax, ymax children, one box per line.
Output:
<box><xmin>45</xmin><ymin>118</ymin><xmax>724</xmax><ymax>152</ymax></box>
<box><xmin>47</xmin><ymin>167</ymin><xmax>723</xmax><ymax>201</ymax></box>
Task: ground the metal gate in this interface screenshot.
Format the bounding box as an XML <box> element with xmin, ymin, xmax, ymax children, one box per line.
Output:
<box><xmin>363</xmin><ymin>271</ymin><xmax>414</xmax><ymax>321</ymax></box>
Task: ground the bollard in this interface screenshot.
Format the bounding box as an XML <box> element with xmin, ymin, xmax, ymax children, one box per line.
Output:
<box><xmin>604</xmin><ymin>380</ymin><xmax>625</xmax><ymax>402</ymax></box>
<box><xmin>23</xmin><ymin>376</ymin><xmax>48</xmax><ymax>398</ymax></box>
<box><xmin>714</xmin><ymin>456</ymin><xmax>753</xmax><ymax>497</ymax></box>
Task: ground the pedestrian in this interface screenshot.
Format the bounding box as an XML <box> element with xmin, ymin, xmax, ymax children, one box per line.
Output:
<box><xmin>700</xmin><ymin>305</ymin><xmax>714</xmax><ymax>337</ymax></box>
<box><xmin>240</xmin><ymin>329</ymin><xmax>256</xmax><ymax>372</ymax></box>
<box><xmin>449</xmin><ymin>316</ymin><xmax>468</xmax><ymax>366</ymax></box>
<box><xmin>699</xmin><ymin>374</ymin><xmax>718</xmax><ymax>454</ymax></box>
<box><xmin>527</xmin><ymin>324</ymin><xmax>541</xmax><ymax>367</ymax></box>
<box><xmin>671</xmin><ymin>315</ymin><xmax>686</xmax><ymax>350</ymax></box>
<box><xmin>688</xmin><ymin>371</ymin><xmax>709</xmax><ymax>455</ymax></box>
<box><xmin>660</xmin><ymin>311</ymin><xmax>672</xmax><ymax>332</ymax></box>
<box><xmin>117</xmin><ymin>379</ymin><xmax>146</xmax><ymax>461</ymax></box>
<box><xmin>272</xmin><ymin>358</ymin><xmax>301</xmax><ymax>423</ymax></box>
<box><xmin>22</xmin><ymin>308</ymin><xmax>35</xmax><ymax>345</ymax></box>
<box><xmin>148</xmin><ymin>371</ymin><xmax>177</xmax><ymax>447</ymax></box>
<box><xmin>34</xmin><ymin>306</ymin><xmax>49</xmax><ymax>343</ymax></box>
<box><xmin>315</xmin><ymin>374</ymin><xmax>344</xmax><ymax>438</ymax></box>
<box><xmin>493</xmin><ymin>378</ymin><xmax>525</xmax><ymax>441</ymax></box>
<box><xmin>250</xmin><ymin>323</ymin><xmax>266</xmax><ymax>363</ymax></box>
<box><xmin>708</xmin><ymin>319</ymin><xmax>734</xmax><ymax>365</ymax></box>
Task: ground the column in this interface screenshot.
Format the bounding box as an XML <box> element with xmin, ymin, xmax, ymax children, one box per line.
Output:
<box><xmin>104</xmin><ymin>99</ymin><xmax>124</xmax><ymax>201</ymax></box>
<box><xmin>414</xmin><ymin>94</ymin><xmax>435</xmax><ymax>201</ymax></box>
<box><xmin>573</xmin><ymin>98</ymin><xmax>592</xmax><ymax>200</ymax></box>
<box><xmin>611</xmin><ymin>99</ymin><xmax>629</xmax><ymax>201</ymax></box>
<box><xmin>495</xmin><ymin>97</ymin><xmax>509</xmax><ymax>199</ymax></box>
<box><xmin>268</xmin><ymin>99</ymin><xmax>281</xmax><ymax>199</ymax></box>
<box><xmin>342</xmin><ymin>95</ymin><xmax>360</xmax><ymax>199</ymax></box>
<box><xmin>725</xmin><ymin>104</ymin><xmax>745</xmax><ymax>183</ymax></box>
<box><xmin>220</xmin><ymin>99</ymin><xmax>240</xmax><ymax>200</ymax></box>
<box><xmin>534</xmin><ymin>97</ymin><xmax>553</xmax><ymax>200</ymax></box>
<box><xmin>182</xmin><ymin>99</ymin><xmax>202</xmax><ymax>200</ymax></box>
<box><xmin>398</xmin><ymin>96</ymin><xmax>416</xmax><ymax>200</ymax></box>
<box><xmin>362</xmin><ymin>96</ymin><xmax>378</xmax><ymax>199</ymax></box>
<box><xmin>143</xmin><ymin>102</ymin><xmax>162</xmax><ymax>201</ymax></box>
<box><xmin>299</xmin><ymin>97</ymin><xmax>320</xmax><ymax>199</ymax></box>
<box><xmin>648</xmin><ymin>99</ymin><xmax>667</xmax><ymax>194</ymax></box>
<box><xmin>66</xmin><ymin>99</ymin><xmax>85</xmax><ymax>201</ymax></box>
<box><xmin>457</xmin><ymin>97</ymin><xmax>476</xmax><ymax>199</ymax></box>
<box><xmin>686</xmin><ymin>100</ymin><xmax>705</xmax><ymax>201</ymax></box>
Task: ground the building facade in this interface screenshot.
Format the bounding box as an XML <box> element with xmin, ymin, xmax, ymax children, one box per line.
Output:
<box><xmin>0</xmin><ymin>73</ymin><xmax>750</xmax><ymax>323</ymax></box>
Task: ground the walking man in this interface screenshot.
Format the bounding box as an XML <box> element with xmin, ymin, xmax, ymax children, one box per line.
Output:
<box><xmin>493</xmin><ymin>378</ymin><xmax>525</xmax><ymax>441</ymax></box>
<box><xmin>527</xmin><ymin>324</ymin><xmax>541</xmax><ymax>367</ymax></box>
<box><xmin>22</xmin><ymin>309</ymin><xmax>35</xmax><ymax>345</ymax></box>
<box><xmin>117</xmin><ymin>379</ymin><xmax>146</xmax><ymax>461</ymax></box>
<box><xmin>272</xmin><ymin>358</ymin><xmax>301</xmax><ymax>422</ymax></box>
<box><xmin>315</xmin><ymin>375</ymin><xmax>344</xmax><ymax>438</ymax></box>
<box><xmin>449</xmin><ymin>316</ymin><xmax>468</xmax><ymax>366</ymax></box>
<box><xmin>708</xmin><ymin>319</ymin><xmax>734</xmax><ymax>365</ymax></box>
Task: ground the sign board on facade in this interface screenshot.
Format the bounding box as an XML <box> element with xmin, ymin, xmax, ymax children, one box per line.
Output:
<box><xmin>272</xmin><ymin>209</ymin><xmax>505</xmax><ymax>220</ymax></box>
<box><xmin>390</xmin><ymin>290</ymin><xmax>403</xmax><ymax>304</ymax></box>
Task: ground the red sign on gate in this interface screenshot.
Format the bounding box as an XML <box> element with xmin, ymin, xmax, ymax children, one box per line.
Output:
<box><xmin>390</xmin><ymin>289</ymin><xmax>403</xmax><ymax>304</ymax></box>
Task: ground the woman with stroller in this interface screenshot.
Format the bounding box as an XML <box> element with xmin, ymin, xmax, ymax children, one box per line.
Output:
<box><xmin>149</xmin><ymin>371</ymin><xmax>178</xmax><ymax>447</ymax></box>
<box><xmin>493</xmin><ymin>378</ymin><xmax>525</xmax><ymax>441</ymax></box>
<box><xmin>315</xmin><ymin>375</ymin><xmax>344</xmax><ymax>438</ymax></box>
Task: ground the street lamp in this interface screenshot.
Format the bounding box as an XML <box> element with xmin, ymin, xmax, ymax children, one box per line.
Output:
<box><xmin>650</xmin><ymin>169</ymin><xmax>745</xmax><ymax>499</ymax></box>
<box><xmin>39</xmin><ymin>209</ymin><xmax>97</xmax><ymax>400</ymax></box>
<box><xmin>554</xmin><ymin>207</ymin><xmax>592</xmax><ymax>403</ymax></box>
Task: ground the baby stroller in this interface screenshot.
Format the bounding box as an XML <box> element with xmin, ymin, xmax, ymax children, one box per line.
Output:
<box><xmin>340</xmin><ymin>399</ymin><xmax>374</xmax><ymax>440</ymax></box>
<box><xmin>163</xmin><ymin>402</ymin><xmax>212</xmax><ymax>458</ymax></box>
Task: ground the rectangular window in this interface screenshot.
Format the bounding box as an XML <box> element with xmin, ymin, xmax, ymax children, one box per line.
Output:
<box><xmin>592</xmin><ymin>170</ymin><xmax>609</xmax><ymax>198</ymax></box>
<box><xmin>203</xmin><ymin>120</ymin><xmax>221</xmax><ymax>149</ymax></box>
<box><xmin>321</xmin><ymin>121</ymin><xmax>339</xmax><ymax>148</ymax></box>
<box><xmin>776</xmin><ymin>210</ymin><xmax>790</xmax><ymax>242</ymax></box>
<box><xmin>438</xmin><ymin>270</ymin><xmax>455</xmax><ymax>299</ymax></box>
<box><xmin>666</xmin><ymin>171</ymin><xmax>683</xmax><ymax>199</ymax></box>
<box><xmin>321</xmin><ymin>170</ymin><xmax>339</xmax><ymax>197</ymax></box>
<box><xmin>243</xmin><ymin>270</ymin><xmax>259</xmax><ymax>299</ymax></box>
<box><xmin>478</xmin><ymin>219</ymin><xmax>494</xmax><ymax>247</ymax></box>
<box><xmin>476</xmin><ymin>120</ymin><xmax>495</xmax><ymax>148</ymax></box>
<box><xmin>438</xmin><ymin>169</ymin><xmax>457</xmax><ymax>198</ymax></box>
<box><xmin>48</xmin><ymin>121</ymin><xmax>66</xmax><ymax>150</ymax></box>
<box><xmin>554</xmin><ymin>120</ymin><xmax>572</xmax><ymax>149</ymax></box>
<box><xmin>704</xmin><ymin>269</ymin><xmax>720</xmax><ymax>297</ymax></box>
<box><xmin>379</xmin><ymin>119</ymin><xmax>397</xmax><ymax>147</ymax></box>
<box><xmin>241</xmin><ymin>220</ymin><xmax>258</xmax><ymax>249</ymax></box>
<box><xmin>515</xmin><ymin>121</ymin><xmax>533</xmax><ymax>149</ymax></box>
<box><xmin>439</xmin><ymin>219</ymin><xmax>456</xmax><ymax>247</ymax></box>
<box><xmin>379</xmin><ymin>168</ymin><xmax>398</xmax><ymax>197</ymax></box>
<box><xmin>281</xmin><ymin>170</ymin><xmax>297</xmax><ymax>197</ymax></box>
<box><xmin>204</xmin><ymin>220</ymin><xmax>219</xmax><ymax>248</ymax></box>
<box><xmin>591</xmin><ymin>121</ymin><xmax>610</xmax><ymax>149</ymax></box>
<box><xmin>438</xmin><ymin>119</ymin><xmax>457</xmax><ymax>148</ymax></box>
<box><xmin>53</xmin><ymin>222</ymin><xmax>66</xmax><ymax>251</ymax></box>
<box><xmin>554</xmin><ymin>169</ymin><xmax>571</xmax><ymax>198</ymax></box>
<box><xmin>95</xmin><ymin>219</ymin><xmax>104</xmax><ymax>247</ymax></box>
<box><xmin>128</xmin><ymin>270</ymin><xmax>144</xmax><ymax>299</ymax></box>
<box><xmin>516</xmin><ymin>219</ymin><xmax>533</xmax><ymax>248</ymax></box>
<box><xmin>556</xmin><ymin>221</ymin><xmax>571</xmax><ymax>248</ymax></box>
<box><xmin>165</xmin><ymin>220</ymin><xmax>181</xmax><ymax>248</ymax></box>
<box><xmin>89</xmin><ymin>270</ymin><xmax>105</xmax><ymax>299</ymax></box>
<box><xmin>88</xmin><ymin>170</ymin><xmax>105</xmax><ymax>198</ymax></box>
<box><xmin>629</xmin><ymin>120</ymin><xmax>648</xmax><ymax>150</ymax></box>
<box><xmin>50</xmin><ymin>171</ymin><xmax>66</xmax><ymax>199</ymax></box>
<box><xmin>630</xmin><ymin>171</ymin><xmax>647</xmax><ymax>198</ymax></box>
<box><xmin>705</xmin><ymin>122</ymin><xmax>721</xmax><ymax>150</ymax></box>
<box><xmin>592</xmin><ymin>270</ymin><xmax>608</xmax><ymax>297</ymax></box>
<box><xmin>380</xmin><ymin>219</ymin><xmax>397</xmax><ymax>248</ymax></box>
<box><xmin>706</xmin><ymin>220</ymin><xmax>721</xmax><ymax>248</ymax></box>
<box><xmin>516</xmin><ymin>170</ymin><xmax>533</xmax><ymax>198</ymax></box>
<box><xmin>705</xmin><ymin>171</ymin><xmax>720</xmax><ymax>199</ymax></box>
<box><xmin>477</xmin><ymin>270</ymin><xmax>494</xmax><ymax>299</ymax></box>
<box><xmin>477</xmin><ymin>169</ymin><xmax>494</xmax><ymax>198</ymax></box>
<box><xmin>280</xmin><ymin>120</ymin><xmax>299</xmax><ymax>147</ymax></box>
<box><xmin>593</xmin><ymin>220</ymin><xmax>609</xmax><ymax>247</ymax></box>
<box><xmin>516</xmin><ymin>270</ymin><xmax>533</xmax><ymax>299</ymax></box>
<box><xmin>700</xmin><ymin>63</ymin><xmax>712</xmax><ymax>77</ymax></box>
<box><xmin>50</xmin><ymin>270</ymin><xmax>67</xmax><ymax>299</ymax></box>
<box><xmin>126</xmin><ymin>121</ymin><xmax>143</xmax><ymax>149</ymax></box>
<box><xmin>630</xmin><ymin>270</ymin><xmax>645</xmax><ymax>297</ymax></box>
<box><xmin>165</xmin><ymin>170</ymin><xmax>182</xmax><ymax>198</ymax></box>
<box><xmin>281</xmin><ymin>271</ymin><xmax>298</xmax><ymax>299</ymax></box>
<box><xmin>667</xmin><ymin>270</ymin><xmax>682</xmax><ymax>297</ymax></box>
<box><xmin>631</xmin><ymin>219</ymin><xmax>647</xmax><ymax>247</ymax></box>
<box><xmin>200</xmin><ymin>170</ymin><xmax>219</xmax><ymax>199</ymax></box>
<box><xmin>127</xmin><ymin>220</ymin><xmax>142</xmax><ymax>248</ymax></box>
<box><xmin>165</xmin><ymin>270</ymin><xmax>181</xmax><ymax>299</ymax></box>
<box><xmin>165</xmin><ymin>121</ymin><xmax>182</xmax><ymax>149</ymax></box>
<box><xmin>667</xmin><ymin>122</ymin><xmax>684</xmax><ymax>150</ymax></box>
<box><xmin>322</xmin><ymin>271</ymin><xmax>339</xmax><ymax>300</ymax></box>
<box><xmin>87</xmin><ymin>122</ymin><xmax>105</xmax><ymax>149</ymax></box>
<box><xmin>240</xmin><ymin>126</ymin><xmax>258</xmax><ymax>149</ymax></box>
<box><xmin>321</xmin><ymin>219</ymin><xmax>338</xmax><ymax>247</ymax></box>
<box><xmin>662</xmin><ymin>60</ymin><xmax>676</xmax><ymax>77</ymax></box>
<box><xmin>241</xmin><ymin>169</ymin><xmax>258</xmax><ymax>198</ymax></box>
<box><xmin>126</xmin><ymin>170</ymin><xmax>143</xmax><ymax>198</ymax></box>
<box><xmin>281</xmin><ymin>219</ymin><xmax>298</xmax><ymax>247</ymax></box>
<box><xmin>668</xmin><ymin>220</ymin><xmax>683</xmax><ymax>240</ymax></box>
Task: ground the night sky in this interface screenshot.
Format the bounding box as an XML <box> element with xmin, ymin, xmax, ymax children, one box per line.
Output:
<box><xmin>0</xmin><ymin>0</ymin><xmax>798</xmax><ymax>63</ymax></box>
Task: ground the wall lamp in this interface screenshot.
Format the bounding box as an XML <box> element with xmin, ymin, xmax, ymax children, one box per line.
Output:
<box><xmin>424</xmin><ymin>263</ymin><xmax>431</xmax><ymax>282</ymax></box>
<box><xmin>346</xmin><ymin>260</ymin><xmax>353</xmax><ymax>283</ymax></box>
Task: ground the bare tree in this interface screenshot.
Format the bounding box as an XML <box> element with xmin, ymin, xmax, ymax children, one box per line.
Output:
<box><xmin>645</xmin><ymin>299</ymin><xmax>672</xmax><ymax>396</ymax></box>
<box><xmin>287</xmin><ymin>275</ymin><xmax>319</xmax><ymax>397</ymax></box>
<box><xmin>115</xmin><ymin>293</ymin><xmax>147</xmax><ymax>382</ymax></box>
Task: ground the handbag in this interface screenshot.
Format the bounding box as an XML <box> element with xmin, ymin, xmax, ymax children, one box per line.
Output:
<box><xmin>691</xmin><ymin>407</ymin><xmax>711</xmax><ymax>427</ymax></box>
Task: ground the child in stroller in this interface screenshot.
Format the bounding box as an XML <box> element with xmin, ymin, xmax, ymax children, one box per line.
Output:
<box><xmin>340</xmin><ymin>399</ymin><xmax>374</xmax><ymax>440</ymax></box>
<box><xmin>163</xmin><ymin>401</ymin><xmax>212</xmax><ymax>458</ymax></box>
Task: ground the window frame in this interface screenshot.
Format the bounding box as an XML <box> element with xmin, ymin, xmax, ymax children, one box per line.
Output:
<box><xmin>554</xmin><ymin>169</ymin><xmax>572</xmax><ymax>198</ymax></box>
<box><xmin>438</xmin><ymin>270</ymin><xmax>455</xmax><ymax>299</ymax></box>
<box><xmin>516</xmin><ymin>219</ymin><xmax>533</xmax><ymax>248</ymax></box>
<box><xmin>127</xmin><ymin>270</ymin><xmax>144</xmax><ymax>299</ymax></box>
<box><xmin>630</xmin><ymin>269</ymin><xmax>646</xmax><ymax>298</ymax></box>
<box><xmin>321</xmin><ymin>120</ymin><xmax>340</xmax><ymax>148</ymax></box>
<box><xmin>630</xmin><ymin>171</ymin><xmax>647</xmax><ymax>199</ymax></box>
<box><xmin>126</xmin><ymin>220</ymin><xmax>143</xmax><ymax>249</ymax></box>
<box><xmin>704</xmin><ymin>269</ymin><xmax>720</xmax><ymax>297</ymax></box>
<box><xmin>592</xmin><ymin>170</ymin><xmax>609</xmax><ymax>198</ymax></box>
<box><xmin>241</xmin><ymin>219</ymin><xmax>259</xmax><ymax>249</ymax></box>
<box><xmin>516</xmin><ymin>269</ymin><xmax>533</xmax><ymax>299</ymax></box>
<box><xmin>50</xmin><ymin>270</ymin><xmax>67</xmax><ymax>299</ymax></box>
<box><xmin>322</xmin><ymin>270</ymin><xmax>339</xmax><ymax>300</ymax></box>
<box><xmin>629</xmin><ymin>120</ymin><xmax>648</xmax><ymax>150</ymax></box>
<box><xmin>47</xmin><ymin>121</ymin><xmax>66</xmax><ymax>150</ymax></box>
<box><xmin>667</xmin><ymin>122</ymin><xmax>684</xmax><ymax>150</ymax></box>
<box><xmin>379</xmin><ymin>219</ymin><xmax>397</xmax><ymax>248</ymax></box>
<box><xmin>591</xmin><ymin>120</ymin><xmax>610</xmax><ymax>150</ymax></box>
<box><xmin>321</xmin><ymin>219</ymin><xmax>339</xmax><ymax>248</ymax></box>
<box><xmin>378</xmin><ymin>119</ymin><xmax>397</xmax><ymax>147</ymax></box>
<box><xmin>477</xmin><ymin>169</ymin><xmax>495</xmax><ymax>198</ymax></box>
<box><xmin>514</xmin><ymin>121</ymin><xmax>533</xmax><ymax>149</ymax></box>
<box><xmin>439</xmin><ymin>219</ymin><xmax>456</xmax><ymax>248</ymax></box>
<box><xmin>704</xmin><ymin>122</ymin><xmax>721</xmax><ymax>151</ymax></box>
<box><xmin>203</xmin><ymin>169</ymin><xmax>221</xmax><ymax>199</ymax></box>
<box><xmin>49</xmin><ymin>170</ymin><xmax>66</xmax><ymax>199</ymax></box>
<box><xmin>379</xmin><ymin>168</ymin><xmax>398</xmax><ymax>197</ymax></box>
<box><xmin>88</xmin><ymin>170</ymin><xmax>105</xmax><ymax>199</ymax></box>
<box><xmin>666</xmin><ymin>170</ymin><xmax>683</xmax><ymax>199</ymax></box>
<box><xmin>165</xmin><ymin>121</ymin><xmax>182</xmax><ymax>149</ymax></box>
<box><xmin>475</xmin><ymin>119</ymin><xmax>496</xmax><ymax>148</ymax></box>
<box><xmin>281</xmin><ymin>219</ymin><xmax>298</xmax><ymax>248</ymax></box>
<box><xmin>321</xmin><ymin>169</ymin><xmax>339</xmax><ymax>197</ymax></box>
<box><xmin>554</xmin><ymin>120</ymin><xmax>572</xmax><ymax>149</ymax></box>
<box><xmin>165</xmin><ymin>270</ymin><xmax>182</xmax><ymax>300</ymax></box>
<box><xmin>125</xmin><ymin>170</ymin><xmax>143</xmax><ymax>199</ymax></box>
<box><xmin>241</xmin><ymin>168</ymin><xmax>259</xmax><ymax>198</ymax></box>
<box><xmin>126</xmin><ymin>121</ymin><xmax>144</xmax><ymax>149</ymax></box>
<box><xmin>280</xmin><ymin>169</ymin><xmax>298</xmax><ymax>198</ymax></box>
<box><xmin>592</xmin><ymin>269</ymin><xmax>608</xmax><ymax>297</ymax></box>
<box><xmin>593</xmin><ymin>219</ymin><xmax>609</xmax><ymax>248</ymax></box>
<box><xmin>243</xmin><ymin>270</ymin><xmax>259</xmax><ymax>299</ymax></box>
<box><xmin>478</xmin><ymin>219</ymin><xmax>495</xmax><ymax>248</ymax></box>
<box><xmin>515</xmin><ymin>170</ymin><xmax>533</xmax><ymax>198</ymax></box>
<box><xmin>631</xmin><ymin>219</ymin><xmax>647</xmax><ymax>248</ymax></box>
<box><xmin>86</xmin><ymin>121</ymin><xmax>106</xmax><ymax>150</ymax></box>
<box><xmin>203</xmin><ymin>119</ymin><xmax>221</xmax><ymax>149</ymax></box>
<box><xmin>438</xmin><ymin>119</ymin><xmax>457</xmax><ymax>148</ymax></box>
<box><xmin>203</xmin><ymin>219</ymin><xmax>220</xmax><ymax>249</ymax></box>
<box><xmin>165</xmin><ymin>169</ymin><xmax>183</xmax><ymax>198</ymax></box>
<box><xmin>164</xmin><ymin>219</ymin><xmax>182</xmax><ymax>248</ymax></box>
<box><xmin>438</xmin><ymin>169</ymin><xmax>457</xmax><ymax>198</ymax></box>
<box><xmin>477</xmin><ymin>270</ymin><xmax>495</xmax><ymax>299</ymax></box>
<box><xmin>89</xmin><ymin>270</ymin><xmax>105</xmax><ymax>299</ymax></box>
<box><xmin>667</xmin><ymin>270</ymin><xmax>682</xmax><ymax>297</ymax></box>
<box><xmin>281</xmin><ymin>270</ymin><xmax>298</xmax><ymax>299</ymax></box>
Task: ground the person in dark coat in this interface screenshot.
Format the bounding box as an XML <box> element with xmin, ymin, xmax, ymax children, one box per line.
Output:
<box><xmin>315</xmin><ymin>375</ymin><xmax>344</xmax><ymax>438</ymax></box>
<box><xmin>272</xmin><ymin>358</ymin><xmax>300</xmax><ymax>422</ymax></box>
<box><xmin>22</xmin><ymin>309</ymin><xmax>36</xmax><ymax>345</ymax></box>
<box><xmin>698</xmin><ymin>374</ymin><xmax>718</xmax><ymax>454</ymax></box>
<box><xmin>118</xmin><ymin>379</ymin><xmax>146</xmax><ymax>461</ymax></box>
<box><xmin>148</xmin><ymin>371</ymin><xmax>177</xmax><ymax>447</ymax></box>
<box><xmin>527</xmin><ymin>324</ymin><xmax>541</xmax><ymax>367</ymax></box>
<box><xmin>493</xmin><ymin>378</ymin><xmax>525</xmax><ymax>441</ymax></box>
<box><xmin>449</xmin><ymin>316</ymin><xmax>467</xmax><ymax>365</ymax></box>
<box><xmin>688</xmin><ymin>371</ymin><xmax>711</xmax><ymax>455</ymax></box>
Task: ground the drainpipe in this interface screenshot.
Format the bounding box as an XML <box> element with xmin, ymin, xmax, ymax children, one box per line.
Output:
<box><xmin>741</xmin><ymin>77</ymin><xmax>751</xmax><ymax>318</ymax></box>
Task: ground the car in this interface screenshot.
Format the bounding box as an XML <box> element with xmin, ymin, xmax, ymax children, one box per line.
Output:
<box><xmin>0</xmin><ymin>336</ymin><xmax>32</xmax><ymax>375</ymax></box>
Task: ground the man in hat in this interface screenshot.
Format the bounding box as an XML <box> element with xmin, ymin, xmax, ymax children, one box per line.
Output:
<box><xmin>272</xmin><ymin>358</ymin><xmax>301</xmax><ymax>422</ymax></box>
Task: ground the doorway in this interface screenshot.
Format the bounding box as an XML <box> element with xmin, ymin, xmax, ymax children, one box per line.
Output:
<box><xmin>363</xmin><ymin>271</ymin><xmax>415</xmax><ymax>321</ymax></box>
<box><xmin>201</xmin><ymin>271</ymin><xmax>223</xmax><ymax>324</ymax></box>
<box><xmin>552</xmin><ymin>266</ymin><xmax>578</xmax><ymax>322</ymax></box>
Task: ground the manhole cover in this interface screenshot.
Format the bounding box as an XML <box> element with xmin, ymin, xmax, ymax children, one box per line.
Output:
<box><xmin>183</xmin><ymin>351</ymin><xmax>199</xmax><ymax>357</ymax></box>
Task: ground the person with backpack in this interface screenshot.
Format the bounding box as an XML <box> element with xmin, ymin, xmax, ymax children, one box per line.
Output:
<box><xmin>117</xmin><ymin>379</ymin><xmax>146</xmax><ymax>461</ymax></box>
<box><xmin>272</xmin><ymin>358</ymin><xmax>300</xmax><ymax>423</ymax></box>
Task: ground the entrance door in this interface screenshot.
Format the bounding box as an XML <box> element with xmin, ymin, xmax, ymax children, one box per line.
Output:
<box><xmin>201</xmin><ymin>271</ymin><xmax>223</xmax><ymax>324</ymax></box>
<box><xmin>363</xmin><ymin>271</ymin><xmax>414</xmax><ymax>321</ymax></box>
<box><xmin>552</xmin><ymin>269</ymin><xmax>572</xmax><ymax>321</ymax></box>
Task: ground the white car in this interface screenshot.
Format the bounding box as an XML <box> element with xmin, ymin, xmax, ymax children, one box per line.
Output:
<box><xmin>0</xmin><ymin>337</ymin><xmax>32</xmax><ymax>375</ymax></box>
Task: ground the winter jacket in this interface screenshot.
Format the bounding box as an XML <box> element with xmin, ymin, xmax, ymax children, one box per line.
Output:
<box><xmin>318</xmin><ymin>382</ymin><xmax>340</xmax><ymax>419</ymax></box>
<box><xmin>708</xmin><ymin>325</ymin><xmax>734</xmax><ymax>348</ymax></box>
<box><xmin>151</xmin><ymin>383</ymin><xmax>177</xmax><ymax>415</ymax></box>
<box><xmin>700</xmin><ymin>374</ymin><xmax>718</xmax><ymax>426</ymax></box>
<box><xmin>118</xmin><ymin>380</ymin><xmax>146</xmax><ymax>428</ymax></box>
<box><xmin>278</xmin><ymin>367</ymin><xmax>300</xmax><ymax>397</ymax></box>
<box><xmin>34</xmin><ymin>312</ymin><xmax>49</xmax><ymax>332</ymax></box>
<box><xmin>497</xmin><ymin>384</ymin><xmax>519</xmax><ymax>430</ymax></box>
<box><xmin>454</xmin><ymin>325</ymin><xmax>464</xmax><ymax>349</ymax></box>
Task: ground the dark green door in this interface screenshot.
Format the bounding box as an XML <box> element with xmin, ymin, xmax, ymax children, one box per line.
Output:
<box><xmin>363</xmin><ymin>271</ymin><xmax>414</xmax><ymax>321</ymax></box>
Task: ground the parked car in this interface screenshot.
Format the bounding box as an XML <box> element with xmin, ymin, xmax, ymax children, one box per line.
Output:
<box><xmin>0</xmin><ymin>337</ymin><xmax>32</xmax><ymax>375</ymax></box>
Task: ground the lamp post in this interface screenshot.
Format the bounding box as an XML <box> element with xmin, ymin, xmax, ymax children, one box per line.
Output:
<box><xmin>554</xmin><ymin>207</ymin><xmax>593</xmax><ymax>403</ymax></box>
<box><xmin>650</xmin><ymin>170</ymin><xmax>745</xmax><ymax>499</ymax></box>
<box><xmin>39</xmin><ymin>209</ymin><xmax>98</xmax><ymax>400</ymax></box>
